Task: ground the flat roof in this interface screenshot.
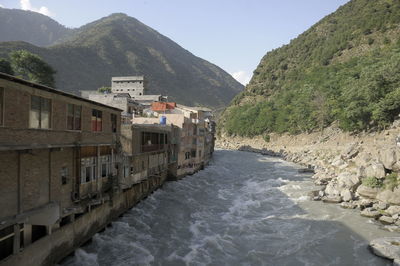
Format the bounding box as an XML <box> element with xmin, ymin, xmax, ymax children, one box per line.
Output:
<box><xmin>112</xmin><ymin>76</ymin><xmax>145</xmax><ymax>81</ymax></box>
<box><xmin>0</xmin><ymin>72</ymin><xmax>123</xmax><ymax>112</ymax></box>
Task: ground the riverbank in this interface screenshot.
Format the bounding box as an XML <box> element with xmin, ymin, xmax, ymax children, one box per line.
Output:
<box><xmin>217</xmin><ymin>122</ymin><xmax>400</xmax><ymax>263</ymax></box>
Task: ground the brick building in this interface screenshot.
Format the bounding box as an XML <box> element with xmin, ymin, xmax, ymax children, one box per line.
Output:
<box><xmin>0</xmin><ymin>73</ymin><xmax>121</xmax><ymax>260</ymax></box>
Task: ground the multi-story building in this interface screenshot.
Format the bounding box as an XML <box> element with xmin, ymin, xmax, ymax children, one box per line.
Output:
<box><xmin>0</xmin><ymin>72</ymin><xmax>121</xmax><ymax>261</ymax></box>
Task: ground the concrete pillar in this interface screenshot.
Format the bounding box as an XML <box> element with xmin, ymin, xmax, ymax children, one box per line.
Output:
<box><xmin>13</xmin><ymin>224</ymin><xmax>20</xmax><ymax>254</ymax></box>
<box><xmin>24</xmin><ymin>224</ymin><xmax>32</xmax><ymax>246</ymax></box>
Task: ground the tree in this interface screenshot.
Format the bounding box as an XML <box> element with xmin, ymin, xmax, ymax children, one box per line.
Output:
<box><xmin>0</xmin><ymin>58</ymin><xmax>14</xmax><ymax>75</ymax></box>
<box><xmin>98</xmin><ymin>86</ymin><xmax>111</xmax><ymax>93</ymax></box>
<box><xmin>10</xmin><ymin>50</ymin><xmax>56</xmax><ymax>87</ymax></box>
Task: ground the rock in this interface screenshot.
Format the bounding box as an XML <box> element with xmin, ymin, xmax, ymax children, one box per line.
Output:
<box><xmin>325</xmin><ymin>182</ymin><xmax>340</xmax><ymax>196</ymax></box>
<box><xmin>332</xmin><ymin>156</ymin><xmax>345</xmax><ymax>167</ymax></box>
<box><xmin>342</xmin><ymin>143</ymin><xmax>359</xmax><ymax>160</ymax></box>
<box><xmin>379</xmin><ymin>148</ymin><xmax>397</xmax><ymax>170</ymax></box>
<box><xmin>393</xmin><ymin>214</ymin><xmax>399</xmax><ymax>220</ymax></box>
<box><xmin>377</xmin><ymin>188</ymin><xmax>400</xmax><ymax>205</ymax></box>
<box><xmin>357</xmin><ymin>185</ymin><xmax>380</xmax><ymax>199</ymax></box>
<box><xmin>373</xmin><ymin>202</ymin><xmax>388</xmax><ymax>210</ymax></box>
<box><xmin>337</xmin><ymin>172</ymin><xmax>361</xmax><ymax>191</ymax></box>
<box><xmin>385</xmin><ymin>206</ymin><xmax>400</xmax><ymax>216</ymax></box>
<box><xmin>360</xmin><ymin>207</ymin><xmax>381</xmax><ymax>218</ymax></box>
<box><xmin>356</xmin><ymin>199</ymin><xmax>375</xmax><ymax>209</ymax></box>
<box><xmin>379</xmin><ymin>216</ymin><xmax>395</xmax><ymax>225</ymax></box>
<box><xmin>341</xmin><ymin>189</ymin><xmax>353</xmax><ymax>202</ymax></box>
<box><xmin>340</xmin><ymin>202</ymin><xmax>357</xmax><ymax>209</ymax></box>
<box><xmin>354</xmin><ymin>152</ymin><xmax>372</xmax><ymax>167</ymax></box>
<box><xmin>322</xmin><ymin>196</ymin><xmax>342</xmax><ymax>203</ymax></box>
<box><xmin>369</xmin><ymin>237</ymin><xmax>400</xmax><ymax>260</ymax></box>
<box><xmin>383</xmin><ymin>225</ymin><xmax>400</xmax><ymax>233</ymax></box>
<box><xmin>364</xmin><ymin>162</ymin><xmax>386</xmax><ymax>179</ymax></box>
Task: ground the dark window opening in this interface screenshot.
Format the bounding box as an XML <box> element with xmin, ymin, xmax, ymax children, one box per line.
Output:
<box><xmin>111</xmin><ymin>114</ymin><xmax>117</xmax><ymax>133</ymax></box>
<box><xmin>91</xmin><ymin>109</ymin><xmax>102</xmax><ymax>132</ymax></box>
<box><xmin>31</xmin><ymin>225</ymin><xmax>46</xmax><ymax>243</ymax></box>
<box><xmin>61</xmin><ymin>167</ymin><xmax>68</xmax><ymax>185</ymax></box>
<box><xmin>67</xmin><ymin>104</ymin><xmax>81</xmax><ymax>130</ymax></box>
<box><xmin>0</xmin><ymin>87</ymin><xmax>3</xmax><ymax>126</ymax></box>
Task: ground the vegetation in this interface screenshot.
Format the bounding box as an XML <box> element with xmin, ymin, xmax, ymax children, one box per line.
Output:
<box><xmin>383</xmin><ymin>173</ymin><xmax>399</xmax><ymax>191</ymax></box>
<box><xmin>222</xmin><ymin>0</ymin><xmax>400</xmax><ymax>136</ymax></box>
<box><xmin>362</xmin><ymin>176</ymin><xmax>383</xmax><ymax>189</ymax></box>
<box><xmin>10</xmin><ymin>50</ymin><xmax>56</xmax><ymax>87</ymax></box>
<box><xmin>98</xmin><ymin>86</ymin><xmax>111</xmax><ymax>93</ymax></box>
<box><xmin>0</xmin><ymin>58</ymin><xmax>13</xmax><ymax>75</ymax></box>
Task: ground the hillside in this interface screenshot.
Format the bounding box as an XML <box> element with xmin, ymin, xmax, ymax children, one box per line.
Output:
<box><xmin>0</xmin><ymin>7</ymin><xmax>72</xmax><ymax>46</ymax></box>
<box><xmin>0</xmin><ymin>11</ymin><xmax>243</xmax><ymax>108</ymax></box>
<box><xmin>221</xmin><ymin>0</ymin><xmax>400</xmax><ymax>136</ymax></box>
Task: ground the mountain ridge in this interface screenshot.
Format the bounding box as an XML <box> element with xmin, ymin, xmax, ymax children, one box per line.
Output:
<box><xmin>0</xmin><ymin>10</ymin><xmax>243</xmax><ymax>108</ymax></box>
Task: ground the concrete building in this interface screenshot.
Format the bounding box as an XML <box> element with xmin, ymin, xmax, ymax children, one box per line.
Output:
<box><xmin>132</xmin><ymin>103</ymin><xmax>215</xmax><ymax>179</ymax></box>
<box><xmin>0</xmin><ymin>72</ymin><xmax>122</xmax><ymax>261</ymax></box>
<box><xmin>111</xmin><ymin>76</ymin><xmax>147</xmax><ymax>97</ymax></box>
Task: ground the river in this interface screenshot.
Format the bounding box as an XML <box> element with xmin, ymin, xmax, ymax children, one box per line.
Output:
<box><xmin>61</xmin><ymin>150</ymin><xmax>397</xmax><ymax>266</ymax></box>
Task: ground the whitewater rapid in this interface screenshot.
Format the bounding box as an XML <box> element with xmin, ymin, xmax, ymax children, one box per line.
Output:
<box><xmin>61</xmin><ymin>150</ymin><xmax>397</xmax><ymax>266</ymax></box>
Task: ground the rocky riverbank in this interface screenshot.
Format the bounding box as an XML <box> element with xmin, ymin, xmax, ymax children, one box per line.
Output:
<box><xmin>216</xmin><ymin>122</ymin><xmax>400</xmax><ymax>263</ymax></box>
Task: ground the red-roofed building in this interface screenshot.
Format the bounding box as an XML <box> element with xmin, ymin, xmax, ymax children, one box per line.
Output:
<box><xmin>151</xmin><ymin>102</ymin><xmax>176</xmax><ymax>112</ymax></box>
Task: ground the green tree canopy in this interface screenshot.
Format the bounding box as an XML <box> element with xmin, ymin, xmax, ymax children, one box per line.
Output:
<box><xmin>0</xmin><ymin>58</ymin><xmax>14</xmax><ymax>75</ymax></box>
<box><xmin>10</xmin><ymin>50</ymin><xmax>56</xmax><ymax>87</ymax></box>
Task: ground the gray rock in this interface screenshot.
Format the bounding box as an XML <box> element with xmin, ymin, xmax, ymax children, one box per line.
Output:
<box><xmin>377</xmin><ymin>188</ymin><xmax>400</xmax><ymax>205</ymax></box>
<box><xmin>383</xmin><ymin>226</ymin><xmax>400</xmax><ymax>233</ymax></box>
<box><xmin>341</xmin><ymin>189</ymin><xmax>353</xmax><ymax>202</ymax></box>
<box><xmin>340</xmin><ymin>202</ymin><xmax>357</xmax><ymax>209</ymax></box>
<box><xmin>373</xmin><ymin>202</ymin><xmax>388</xmax><ymax>210</ymax></box>
<box><xmin>337</xmin><ymin>172</ymin><xmax>361</xmax><ymax>191</ymax></box>
<box><xmin>357</xmin><ymin>185</ymin><xmax>380</xmax><ymax>199</ymax></box>
<box><xmin>325</xmin><ymin>182</ymin><xmax>341</xmax><ymax>196</ymax></box>
<box><xmin>379</xmin><ymin>216</ymin><xmax>395</xmax><ymax>225</ymax></box>
<box><xmin>364</xmin><ymin>162</ymin><xmax>386</xmax><ymax>179</ymax></box>
<box><xmin>379</xmin><ymin>148</ymin><xmax>397</xmax><ymax>170</ymax></box>
<box><xmin>385</xmin><ymin>205</ymin><xmax>400</xmax><ymax>216</ymax></box>
<box><xmin>360</xmin><ymin>207</ymin><xmax>381</xmax><ymax>218</ymax></box>
<box><xmin>322</xmin><ymin>196</ymin><xmax>342</xmax><ymax>204</ymax></box>
<box><xmin>342</xmin><ymin>143</ymin><xmax>359</xmax><ymax>160</ymax></box>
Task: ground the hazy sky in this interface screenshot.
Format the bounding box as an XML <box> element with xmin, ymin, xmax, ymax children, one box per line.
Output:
<box><xmin>0</xmin><ymin>0</ymin><xmax>350</xmax><ymax>85</ymax></box>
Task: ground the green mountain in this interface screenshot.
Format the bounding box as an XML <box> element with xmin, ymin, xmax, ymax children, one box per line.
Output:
<box><xmin>0</xmin><ymin>7</ymin><xmax>72</xmax><ymax>46</ymax></box>
<box><xmin>221</xmin><ymin>0</ymin><xmax>400</xmax><ymax>136</ymax></box>
<box><xmin>0</xmin><ymin>11</ymin><xmax>243</xmax><ymax>108</ymax></box>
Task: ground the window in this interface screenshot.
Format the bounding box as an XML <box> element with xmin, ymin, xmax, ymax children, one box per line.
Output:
<box><xmin>67</xmin><ymin>104</ymin><xmax>81</xmax><ymax>130</ymax></box>
<box><xmin>30</xmin><ymin>96</ymin><xmax>51</xmax><ymax>129</ymax></box>
<box><xmin>0</xmin><ymin>88</ymin><xmax>3</xmax><ymax>126</ymax></box>
<box><xmin>61</xmin><ymin>167</ymin><xmax>68</xmax><ymax>185</ymax></box>
<box><xmin>199</xmin><ymin>150</ymin><xmax>202</xmax><ymax>158</ymax></box>
<box><xmin>191</xmin><ymin>150</ymin><xmax>196</xmax><ymax>158</ymax></box>
<box><xmin>91</xmin><ymin>109</ymin><xmax>102</xmax><ymax>131</ymax></box>
<box><xmin>81</xmin><ymin>157</ymin><xmax>96</xmax><ymax>183</ymax></box>
<box><xmin>111</xmin><ymin>114</ymin><xmax>117</xmax><ymax>133</ymax></box>
<box><xmin>100</xmin><ymin>155</ymin><xmax>111</xmax><ymax>178</ymax></box>
<box><xmin>185</xmin><ymin>152</ymin><xmax>190</xmax><ymax>160</ymax></box>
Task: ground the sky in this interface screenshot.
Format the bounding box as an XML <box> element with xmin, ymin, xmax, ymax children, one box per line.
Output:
<box><xmin>0</xmin><ymin>0</ymin><xmax>350</xmax><ymax>85</ymax></box>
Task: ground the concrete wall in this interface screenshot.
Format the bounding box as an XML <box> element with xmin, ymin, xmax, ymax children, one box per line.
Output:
<box><xmin>0</xmin><ymin>174</ymin><xmax>167</xmax><ymax>266</ymax></box>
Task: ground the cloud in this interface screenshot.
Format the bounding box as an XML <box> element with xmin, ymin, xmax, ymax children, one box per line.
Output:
<box><xmin>230</xmin><ymin>70</ymin><xmax>251</xmax><ymax>86</ymax></box>
<box><xmin>0</xmin><ymin>4</ymin><xmax>4</xmax><ymax>8</ymax></box>
<box><xmin>20</xmin><ymin>0</ymin><xmax>54</xmax><ymax>17</ymax></box>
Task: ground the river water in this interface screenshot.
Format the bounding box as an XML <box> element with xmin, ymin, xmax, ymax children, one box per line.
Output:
<box><xmin>62</xmin><ymin>150</ymin><xmax>397</xmax><ymax>266</ymax></box>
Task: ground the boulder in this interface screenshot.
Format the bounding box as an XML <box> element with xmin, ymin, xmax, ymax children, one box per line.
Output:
<box><xmin>356</xmin><ymin>185</ymin><xmax>380</xmax><ymax>199</ymax></box>
<box><xmin>364</xmin><ymin>162</ymin><xmax>386</xmax><ymax>179</ymax></box>
<box><xmin>340</xmin><ymin>189</ymin><xmax>353</xmax><ymax>202</ymax></box>
<box><xmin>373</xmin><ymin>202</ymin><xmax>388</xmax><ymax>211</ymax></box>
<box><xmin>354</xmin><ymin>152</ymin><xmax>372</xmax><ymax>167</ymax></box>
<box><xmin>340</xmin><ymin>202</ymin><xmax>357</xmax><ymax>209</ymax></box>
<box><xmin>379</xmin><ymin>216</ymin><xmax>395</xmax><ymax>225</ymax></box>
<box><xmin>342</xmin><ymin>143</ymin><xmax>359</xmax><ymax>160</ymax></box>
<box><xmin>332</xmin><ymin>156</ymin><xmax>345</xmax><ymax>167</ymax></box>
<box><xmin>379</xmin><ymin>148</ymin><xmax>397</xmax><ymax>170</ymax></box>
<box><xmin>325</xmin><ymin>182</ymin><xmax>340</xmax><ymax>196</ymax></box>
<box><xmin>322</xmin><ymin>196</ymin><xmax>342</xmax><ymax>204</ymax></box>
<box><xmin>385</xmin><ymin>205</ymin><xmax>400</xmax><ymax>216</ymax></box>
<box><xmin>337</xmin><ymin>172</ymin><xmax>360</xmax><ymax>191</ymax></box>
<box><xmin>356</xmin><ymin>199</ymin><xmax>375</xmax><ymax>209</ymax></box>
<box><xmin>360</xmin><ymin>207</ymin><xmax>381</xmax><ymax>218</ymax></box>
<box><xmin>370</xmin><ymin>237</ymin><xmax>400</xmax><ymax>261</ymax></box>
<box><xmin>377</xmin><ymin>187</ymin><xmax>400</xmax><ymax>205</ymax></box>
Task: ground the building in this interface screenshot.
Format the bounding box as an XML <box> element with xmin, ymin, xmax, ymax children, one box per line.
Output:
<box><xmin>0</xmin><ymin>72</ymin><xmax>121</xmax><ymax>261</ymax></box>
<box><xmin>132</xmin><ymin>103</ymin><xmax>215</xmax><ymax>179</ymax></box>
<box><xmin>111</xmin><ymin>76</ymin><xmax>147</xmax><ymax>97</ymax></box>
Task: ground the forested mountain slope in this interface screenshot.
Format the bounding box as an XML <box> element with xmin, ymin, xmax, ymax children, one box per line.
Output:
<box><xmin>221</xmin><ymin>0</ymin><xmax>400</xmax><ymax>135</ymax></box>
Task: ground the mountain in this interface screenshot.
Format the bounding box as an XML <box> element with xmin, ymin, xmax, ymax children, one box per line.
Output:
<box><xmin>0</xmin><ymin>11</ymin><xmax>243</xmax><ymax>108</ymax></box>
<box><xmin>0</xmin><ymin>7</ymin><xmax>72</xmax><ymax>46</ymax></box>
<box><xmin>221</xmin><ymin>0</ymin><xmax>400</xmax><ymax>136</ymax></box>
